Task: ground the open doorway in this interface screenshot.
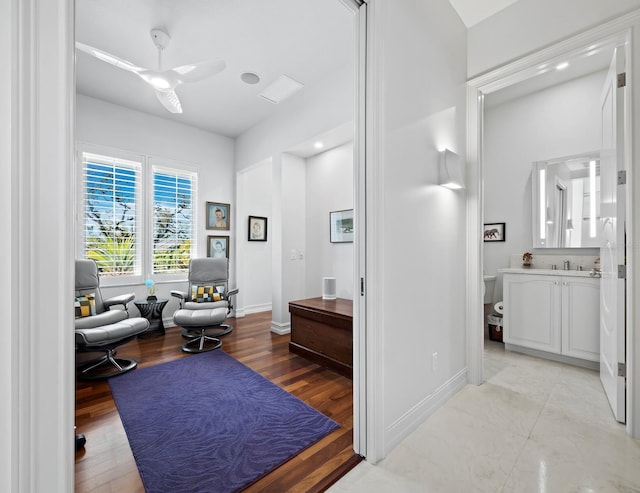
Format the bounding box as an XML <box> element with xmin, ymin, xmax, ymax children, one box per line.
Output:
<box><xmin>73</xmin><ymin>0</ymin><xmax>367</xmax><ymax>489</ymax></box>
<box><xmin>467</xmin><ymin>21</ymin><xmax>635</xmax><ymax>434</ymax></box>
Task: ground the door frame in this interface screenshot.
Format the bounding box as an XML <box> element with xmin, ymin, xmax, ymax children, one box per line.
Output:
<box><xmin>466</xmin><ymin>12</ymin><xmax>638</xmax><ymax>437</ymax></box>
<box><xmin>3</xmin><ymin>0</ymin><xmax>375</xmax><ymax>489</ymax></box>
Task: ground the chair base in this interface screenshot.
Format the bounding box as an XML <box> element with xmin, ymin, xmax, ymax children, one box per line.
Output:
<box><xmin>75</xmin><ymin>434</ymin><xmax>87</xmax><ymax>451</ymax></box>
<box><xmin>77</xmin><ymin>349</ymin><xmax>138</xmax><ymax>380</ymax></box>
<box><xmin>181</xmin><ymin>328</ymin><xmax>223</xmax><ymax>353</ymax></box>
<box><xmin>182</xmin><ymin>324</ymin><xmax>232</xmax><ymax>339</ymax></box>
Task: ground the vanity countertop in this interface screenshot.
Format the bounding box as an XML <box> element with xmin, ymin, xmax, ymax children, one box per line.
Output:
<box><xmin>498</xmin><ymin>268</ymin><xmax>600</xmax><ymax>278</ymax></box>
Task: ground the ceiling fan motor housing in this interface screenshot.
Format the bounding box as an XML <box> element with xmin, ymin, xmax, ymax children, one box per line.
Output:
<box><xmin>150</xmin><ymin>28</ymin><xmax>170</xmax><ymax>50</ymax></box>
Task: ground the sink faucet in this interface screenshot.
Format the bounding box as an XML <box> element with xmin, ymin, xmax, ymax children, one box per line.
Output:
<box><xmin>563</xmin><ymin>260</ymin><xmax>570</xmax><ymax>270</ymax></box>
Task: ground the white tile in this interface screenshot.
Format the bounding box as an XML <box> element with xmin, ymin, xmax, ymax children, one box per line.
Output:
<box><xmin>379</xmin><ymin>406</ymin><xmax>527</xmax><ymax>492</ymax></box>
<box><xmin>504</xmin><ymin>406</ymin><xmax>640</xmax><ymax>492</ymax></box>
<box><xmin>330</xmin><ymin>348</ymin><xmax>640</xmax><ymax>491</ymax></box>
<box><xmin>447</xmin><ymin>382</ymin><xmax>544</xmax><ymax>438</ymax></box>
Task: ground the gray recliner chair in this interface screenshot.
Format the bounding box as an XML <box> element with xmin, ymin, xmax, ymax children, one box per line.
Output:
<box><xmin>75</xmin><ymin>259</ymin><xmax>150</xmax><ymax>379</ymax></box>
<box><xmin>171</xmin><ymin>258</ymin><xmax>239</xmax><ymax>353</ymax></box>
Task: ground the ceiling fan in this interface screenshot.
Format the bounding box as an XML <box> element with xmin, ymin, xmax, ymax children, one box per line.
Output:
<box><xmin>76</xmin><ymin>28</ymin><xmax>225</xmax><ymax>114</ymax></box>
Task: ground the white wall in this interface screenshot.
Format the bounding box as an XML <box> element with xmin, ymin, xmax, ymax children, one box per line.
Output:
<box><xmin>484</xmin><ymin>71</ymin><xmax>605</xmax><ymax>300</ymax></box>
<box><xmin>236</xmin><ymin>142</ymin><xmax>355</xmax><ymax>320</ymax></box>
<box><xmin>305</xmin><ymin>142</ymin><xmax>354</xmax><ymax>299</ymax></box>
<box><xmin>76</xmin><ymin>95</ymin><xmax>235</xmax><ymax>320</ymax></box>
<box><xmin>236</xmin><ymin>159</ymin><xmax>273</xmax><ymax>314</ymax></box>
<box><xmin>369</xmin><ymin>0</ymin><xmax>468</xmax><ymax>455</ymax></box>
<box><xmin>468</xmin><ymin>0</ymin><xmax>640</xmax><ymax>77</ymax></box>
<box><xmin>280</xmin><ymin>154</ymin><xmax>307</xmax><ymax>320</ymax></box>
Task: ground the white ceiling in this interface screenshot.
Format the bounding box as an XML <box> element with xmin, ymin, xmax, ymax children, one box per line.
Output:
<box><xmin>485</xmin><ymin>40</ymin><xmax>615</xmax><ymax>108</ymax></box>
<box><xmin>75</xmin><ymin>0</ymin><xmax>354</xmax><ymax>138</ymax></box>
<box><xmin>448</xmin><ymin>0</ymin><xmax>520</xmax><ymax>27</ymax></box>
<box><xmin>78</xmin><ymin>1</ymin><xmax>581</xmax><ymax>141</ymax></box>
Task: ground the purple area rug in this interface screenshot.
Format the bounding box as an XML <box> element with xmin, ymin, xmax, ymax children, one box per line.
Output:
<box><xmin>109</xmin><ymin>350</ymin><xmax>339</xmax><ymax>493</ymax></box>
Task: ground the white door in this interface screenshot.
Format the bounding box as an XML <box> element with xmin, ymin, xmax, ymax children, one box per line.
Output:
<box><xmin>600</xmin><ymin>45</ymin><xmax>626</xmax><ymax>423</ymax></box>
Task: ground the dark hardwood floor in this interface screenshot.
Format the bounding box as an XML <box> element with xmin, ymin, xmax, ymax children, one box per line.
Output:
<box><xmin>75</xmin><ymin>311</ymin><xmax>360</xmax><ymax>492</ymax></box>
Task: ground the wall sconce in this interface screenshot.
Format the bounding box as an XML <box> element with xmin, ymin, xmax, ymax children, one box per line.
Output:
<box><xmin>438</xmin><ymin>149</ymin><xmax>465</xmax><ymax>189</ymax></box>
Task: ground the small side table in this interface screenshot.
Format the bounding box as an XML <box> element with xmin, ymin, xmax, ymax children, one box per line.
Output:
<box><xmin>134</xmin><ymin>298</ymin><xmax>168</xmax><ymax>338</ymax></box>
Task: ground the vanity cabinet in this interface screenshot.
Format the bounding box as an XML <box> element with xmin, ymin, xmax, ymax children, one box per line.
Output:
<box><xmin>503</xmin><ymin>273</ymin><xmax>599</xmax><ymax>362</ymax></box>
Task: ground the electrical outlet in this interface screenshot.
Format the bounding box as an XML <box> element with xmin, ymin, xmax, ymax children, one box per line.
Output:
<box><xmin>432</xmin><ymin>352</ymin><xmax>438</xmax><ymax>371</ymax></box>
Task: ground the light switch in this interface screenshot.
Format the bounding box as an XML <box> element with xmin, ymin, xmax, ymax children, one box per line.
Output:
<box><xmin>290</xmin><ymin>249</ymin><xmax>297</xmax><ymax>260</ymax></box>
<box><xmin>298</xmin><ymin>251</ymin><xmax>304</xmax><ymax>260</ymax></box>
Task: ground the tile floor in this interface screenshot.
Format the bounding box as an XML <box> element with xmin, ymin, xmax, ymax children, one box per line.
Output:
<box><xmin>328</xmin><ymin>340</ymin><xmax>640</xmax><ymax>492</ymax></box>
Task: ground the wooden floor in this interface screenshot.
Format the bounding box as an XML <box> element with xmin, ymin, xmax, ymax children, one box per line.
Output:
<box><xmin>75</xmin><ymin>311</ymin><xmax>360</xmax><ymax>492</ymax></box>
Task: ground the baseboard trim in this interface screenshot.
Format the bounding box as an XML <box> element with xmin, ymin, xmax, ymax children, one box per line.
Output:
<box><xmin>271</xmin><ymin>321</ymin><xmax>291</xmax><ymax>335</ymax></box>
<box><xmin>505</xmin><ymin>344</ymin><xmax>599</xmax><ymax>370</ymax></box>
<box><xmin>243</xmin><ymin>303</ymin><xmax>272</xmax><ymax>315</ymax></box>
<box><xmin>385</xmin><ymin>368</ymin><xmax>468</xmax><ymax>454</ymax></box>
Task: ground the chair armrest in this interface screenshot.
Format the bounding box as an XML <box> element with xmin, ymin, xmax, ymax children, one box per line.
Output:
<box><xmin>224</xmin><ymin>288</ymin><xmax>239</xmax><ymax>313</ymax></box>
<box><xmin>103</xmin><ymin>293</ymin><xmax>135</xmax><ymax>309</ymax></box>
<box><xmin>171</xmin><ymin>290</ymin><xmax>189</xmax><ymax>301</ymax></box>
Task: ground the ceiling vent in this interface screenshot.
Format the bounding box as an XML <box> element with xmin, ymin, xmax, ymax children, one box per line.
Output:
<box><xmin>259</xmin><ymin>75</ymin><xmax>304</xmax><ymax>104</ymax></box>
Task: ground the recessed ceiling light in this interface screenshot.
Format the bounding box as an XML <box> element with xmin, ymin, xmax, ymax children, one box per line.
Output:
<box><xmin>240</xmin><ymin>72</ymin><xmax>261</xmax><ymax>85</ymax></box>
<box><xmin>556</xmin><ymin>62</ymin><xmax>569</xmax><ymax>70</ymax></box>
<box><xmin>314</xmin><ymin>142</ymin><xmax>324</xmax><ymax>149</ymax></box>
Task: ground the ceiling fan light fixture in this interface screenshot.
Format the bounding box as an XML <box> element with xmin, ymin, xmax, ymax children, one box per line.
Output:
<box><xmin>149</xmin><ymin>76</ymin><xmax>171</xmax><ymax>90</ymax></box>
<box><xmin>139</xmin><ymin>71</ymin><xmax>177</xmax><ymax>90</ymax></box>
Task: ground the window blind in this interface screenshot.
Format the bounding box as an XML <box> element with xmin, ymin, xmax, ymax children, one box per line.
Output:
<box><xmin>152</xmin><ymin>166</ymin><xmax>197</xmax><ymax>274</ymax></box>
<box><xmin>82</xmin><ymin>152</ymin><xmax>141</xmax><ymax>276</ymax></box>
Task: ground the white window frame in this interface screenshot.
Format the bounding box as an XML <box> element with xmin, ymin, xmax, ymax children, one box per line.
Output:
<box><xmin>76</xmin><ymin>143</ymin><xmax>198</xmax><ymax>287</ymax></box>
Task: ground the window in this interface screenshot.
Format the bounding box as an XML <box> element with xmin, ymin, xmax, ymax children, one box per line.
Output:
<box><xmin>78</xmin><ymin>146</ymin><xmax>198</xmax><ymax>283</ymax></box>
<box><xmin>152</xmin><ymin>167</ymin><xmax>196</xmax><ymax>274</ymax></box>
<box><xmin>82</xmin><ymin>152</ymin><xmax>141</xmax><ymax>277</ymax></box>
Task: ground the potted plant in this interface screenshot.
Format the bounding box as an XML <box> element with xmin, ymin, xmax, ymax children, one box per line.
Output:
<box><xmin>522</xmin><ymin>252</ymin><xmax>533</xmax><ymax>267</ymax></box>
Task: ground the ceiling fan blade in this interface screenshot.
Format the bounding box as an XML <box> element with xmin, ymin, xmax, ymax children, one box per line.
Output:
<box><xmin>75</xmin><ymin>42</ymin><xmax>144</xmax><ymax>74</ymax></box>
<box><xmin>155</xmin><ymin>90</ymin><xmax>183</xmax><ymax>114</ymax></box>
<box><xmin>172</xmin><ymin>59</ymin><xmax>226</xmax><ymax>83</ymax></box>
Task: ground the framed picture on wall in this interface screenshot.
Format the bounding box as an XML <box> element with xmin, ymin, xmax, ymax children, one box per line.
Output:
<box><xmin>483</xmin><ymin>222</ymin><xmax>505</xmax><ymax>242</ymax></box>
<box><xmin>207</xmin><ymin>235</ymin><xmax>229</xmax><ymax>258</ymax></box>
<box><xmin>330</xmin><ymin>209</ymin><xmax>354</xmax><ymax>243</ymax></box>
<box><xmin>206</xmin><ymin>202</ymin><xmax>230</xmax><ymax>230</ymax></box>
<box><xmin>248</xmin><ymin>216</ymin><xmax>268</xmax><ymax>241</ymax></box>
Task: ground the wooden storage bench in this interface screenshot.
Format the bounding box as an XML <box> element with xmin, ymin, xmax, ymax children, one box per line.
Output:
<box><xmin>288</xmin><ymin>297</ymin><xmax>353</xmax><ymax>378</ymax></box>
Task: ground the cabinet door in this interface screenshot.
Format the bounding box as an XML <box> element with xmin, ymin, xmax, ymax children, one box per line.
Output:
<box><xmin>503</xmin><ymin>274</ymin><xmax>561</xmax><ymax>353</ymax></box>
<box><xmin>562</xmin><ymin>277</ymin><xmax>600</xmax><ymax>361</ymax></box>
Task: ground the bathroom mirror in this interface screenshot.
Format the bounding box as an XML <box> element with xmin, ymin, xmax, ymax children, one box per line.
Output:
<box><xmin>532</xmin><ymin>152</ymin><xmax>600</xmax><ymax>248</ymax></box>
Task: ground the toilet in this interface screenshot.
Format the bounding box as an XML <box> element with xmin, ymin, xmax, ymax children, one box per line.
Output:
<box><xmin>483</xmin><ymin>274</ymin><xmax>496</xmax><ymax>304</ymax></box>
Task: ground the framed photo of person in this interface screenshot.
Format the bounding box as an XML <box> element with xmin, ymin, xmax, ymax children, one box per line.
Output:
<box><xmin>206</xmin><ymin>202</ymin><xmax>230</xmax><ymax>231</ymax></box>
<box><xmin>207</xmin><ymin>235</ymin><xmax>229</xmax><ymax>258</ymax></box>
<box><xmin>248</xmin><ymin>216</ymin><xmax>267</xmax><ymax>242</ymax></box>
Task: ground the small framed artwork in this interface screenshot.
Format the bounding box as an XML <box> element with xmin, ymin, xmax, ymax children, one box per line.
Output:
<box><xmin>483</xmin><ymin>223</ymin><xmax>506</xmax><ymax>242</ymax></box>
<box><xmin>206</xmin><ymin>202</ymin><xmax>230</xmax><ymax>230</ymax></box>
<box><xmin>330</xmin><ymin>209</ymin><xmax>354</xmax><ymax>243</ymax></box>
<box><xmin>248</xmin><ymin>216</ymin><xmax>268</xmax><ymax>242</ymax></box>
<box><xmin>207</xmin><ymin>235</ymin><xmax>229</xmax><ymax>258</ymax></box>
